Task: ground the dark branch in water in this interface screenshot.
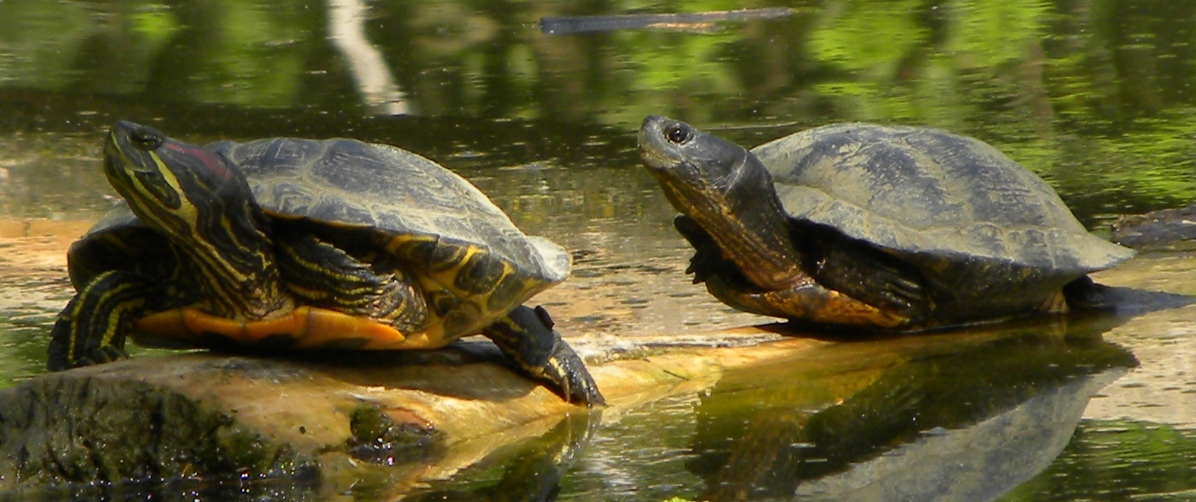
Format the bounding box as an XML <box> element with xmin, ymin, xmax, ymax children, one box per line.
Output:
<box><xmin>540</xmin><ymin>8</ymin><xmax>794</xmax><ymax>35</ymax></box>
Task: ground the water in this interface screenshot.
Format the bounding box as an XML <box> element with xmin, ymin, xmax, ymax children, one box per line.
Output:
<box><xmin>2</xmin><ymin>0</ymin><xmax>1196</xmax><ymax>500</ymax></box>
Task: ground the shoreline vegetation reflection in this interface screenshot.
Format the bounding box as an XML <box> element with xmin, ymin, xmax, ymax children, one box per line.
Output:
<box><xmin>1</xmin><ymin>1</ymin><xmax>1195</xmax><ymax>501</ymax></box>
<box><xmin>1</xmin><ymin>1</ymin><xmax>1194</xmax><ymax>223</ymax></box>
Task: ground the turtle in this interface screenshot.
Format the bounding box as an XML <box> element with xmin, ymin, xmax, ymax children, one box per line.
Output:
<box><xmin>48</xmin><ymin>120</ymin><xmax>604</xmax><ymax>406</ymax></box>
<box><xmin>637</xmin><ymin>115</ymin><xmax>1134</xmax><ymax>329</ymax></box>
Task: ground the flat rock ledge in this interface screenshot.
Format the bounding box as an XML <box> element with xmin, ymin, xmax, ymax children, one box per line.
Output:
<box><xmin>0</xmin><ymin>327</ymin><xmax>809</xmax><ymax>496</ymax></box>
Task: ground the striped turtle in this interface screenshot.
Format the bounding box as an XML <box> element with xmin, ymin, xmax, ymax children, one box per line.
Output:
<box><xmin>48</xmin><ymin>121</ymin><xmax>604</xmax><ymax>406</ymax></box>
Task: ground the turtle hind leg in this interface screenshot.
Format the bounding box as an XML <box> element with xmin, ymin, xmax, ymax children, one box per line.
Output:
<box><xmin>1060</xmin><ymin>276</ymin><xmax>1116</xmax><ymax>311</ymax></box>
<box><xmin>47</xmin><ymin>270</ymin><xmax>158</xmax><ymax>371</ymax></box>
<box><xmin>482</xmin><ymin>305</ymin><xmax>606</xmax><ymax>407</ymax></box>
<box><xmin>274</xmin><ymin>229</ymin><xmax>428</xmax><ymax>332</ymax></box>
<box><xmin>1039</xmin><ymin>290</ymin><xmax>1070</xmax><ymax>314</ymax></box>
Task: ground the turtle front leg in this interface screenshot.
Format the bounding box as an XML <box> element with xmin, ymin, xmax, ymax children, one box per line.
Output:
<box><xmin>798</xmin><ymin>224</ymin><xmax>928</xmax><ymax>320</ymax></box>
<box><xmin>674</xmin><ymin>215</ymin><xmax>732</xmax><ymax>284</ymax></box>
<box><xmin>47</xmin><ymin>270</ymin><xmax>161</xmax><ymax>371</ymax></box>
<box><xmin>273</xmin><ymin>230</ymin><xmax>428</xmax><ymax>332</ymax></box>
<box><xmin>482</xmin><ymin>306</ymin><xmax>606</xmax><ymax>407</ymax></box>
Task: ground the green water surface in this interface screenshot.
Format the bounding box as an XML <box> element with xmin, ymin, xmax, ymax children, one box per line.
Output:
<box><xmin>2</xmin><ymin>0</ymin><xmax>1196</xmax><ymax>500</ymax></box>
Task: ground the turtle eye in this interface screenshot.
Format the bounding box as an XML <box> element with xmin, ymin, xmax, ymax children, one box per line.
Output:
<box><xmin>665</xmin><ymin>125</ymin><xmax>692</xmax><ymax>145</ymax></box>
<box><xmin>129</xmin><ymin>129</ymin><xmax>164</xmax><ymax>151</ymax></box>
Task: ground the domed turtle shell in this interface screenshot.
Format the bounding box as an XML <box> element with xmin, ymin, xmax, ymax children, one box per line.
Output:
<box><xmin>72</xmin><ymin>137</ymin><xmax>570</xmax><ymax>342</ymax></box>
<box><xmin>751</xmin><ymin>123</ymin><xmax>1134</xmax><ymax>313</ymax></box>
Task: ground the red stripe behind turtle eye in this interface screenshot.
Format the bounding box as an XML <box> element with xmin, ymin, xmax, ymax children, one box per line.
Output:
<box><xmin>164</xmin><ymin>142</ymin><xmax>231</xmax><ymax>179</ymax></box>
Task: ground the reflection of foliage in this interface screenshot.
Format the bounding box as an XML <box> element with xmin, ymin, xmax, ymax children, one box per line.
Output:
<box><xmin>1000</xmin><ymin>420</ymin><xmax>1196</xmax><ymax>501</ymax></box>
<box><xmin>806</xmin><ymin>0</ymin><xmax>936</xmax><ymax>123</ymax></box>
<box><xmin>809</xmin><ymin>0</ymin><xmax>925</xmax><ymax>73</ymax></box>
<box><xmin>1</xmin><ymin>0</ymin><xmax>1196</xmax><ymax>210</ymax></box>
<box><xmin>614</xmin><ymin>29</ymin><xmax>743</xmax><ymax>124</ymax></box>
<box><xmin>1062</xmin><ymin>110</ymin><xmax>1196</xmax><ymax>213</ymax></box>
<box><xmin>949</xmin><ymin>0</ymin><xmax>1048</xmax><ymax>68</ymax></box>
<box><xmin>79</xmin><ymin>2</ymin><xmax>185</xmax><ymax>95</ymax></box>
<box><xmin>1034</xmin><ymin>1</ymin><xmax>1196</xmax><ymax>219</ymax></box>
<box><xmin>178</xmin><ymin>1</ymin><xmax>312</xmax><ymax>107</ymax></box>
<box><xmin>129</xmin><ymin>5</ymin><xmax>182</xmax><ymax>60</ymax></box>
<box><xmin>0</xmin><ymin>0</ymin><xmax>92</xmax><ymax>88</ymax></box>
<box><xmin>806</xmin><ymin>0</ymin><xmax>1049</xmax><ymax>126</ymax></box>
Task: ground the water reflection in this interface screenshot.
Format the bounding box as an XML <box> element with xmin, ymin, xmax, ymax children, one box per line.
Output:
<box><xmin>2</xmin><ymin>0</ymin><xmax>1196</xmax><ymax>499</ymax></box>
<box><xmin>3</xmin><ymin>0</ymin><xmax>1196</xmax><ymax>219</ymax></box>
<box><xmin>329</xmin><ymin>0</ymin><xmax>410</xmax><ymax>115</ymax></box>
<box><xmin>9</xmin><ymin>386</ymin><xmax>602</xmax><ymax>501</ymax></box>
<box><xmin>550</xmin><ymin>316</ymin><xmax>1141</xmax><ymax>501</ymax></box>
<box><xmin>687</xmin><ymin>331</ymin><xmax>1136</xmax><ymax>501</ymax></box>
<box><xmin>404</xmin><ymin>410</ymin><xmax>601</xmax><ymax>502</ymax></box>
<box><xmin>1003</xmin><ymin>418</ymin><xmax>1196</xmax><ymax>500</ymax></box>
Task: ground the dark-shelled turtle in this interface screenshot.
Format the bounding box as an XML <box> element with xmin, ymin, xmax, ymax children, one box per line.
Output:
<box><xmin>638</xmin><ymin>115</ymin><xmax>1133</xmax><ymax>329</ymax></box>
<box><xmin>49</xmin><ymin>121</ymin><xmax>604</xmax><ymax>406</ymax></box>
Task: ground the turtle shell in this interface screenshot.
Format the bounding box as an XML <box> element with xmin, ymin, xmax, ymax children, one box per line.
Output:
<box><xmin>69</xmin><ymin>137</ymin><xmax>570</xmax><ymax>344</ymax></box>
<box><xmin>750</xmin><ymin>124</ymin><xmax>1134</xmax><ymax>314</ymax></box>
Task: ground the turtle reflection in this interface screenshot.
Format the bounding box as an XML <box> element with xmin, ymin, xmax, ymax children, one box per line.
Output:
<box><xmin>687</xmin><ymin>325</ymin><xmax>1137</xmax><ymax>501</ymax></box>
<box><xmin>408</xmin><ymin>409</ymin><xmax>601</xmax><ymax>502</ymax></box>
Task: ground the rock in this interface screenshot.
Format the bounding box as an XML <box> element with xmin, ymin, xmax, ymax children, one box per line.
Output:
<box><xmin>1111</xmin><ymin>205</ymin><xmax>1196</xmax><ymax>249</ymax></box>
<box><xmin>0</xmin><ymin>329</ymin><xmax>819</xmax><ymax>497</ymax></box>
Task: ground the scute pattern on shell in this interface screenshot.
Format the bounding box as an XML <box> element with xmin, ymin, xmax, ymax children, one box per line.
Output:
<box><xmin>208</xmin><ymin>137</ymin><xmax>571</xmax><ymax>287</ymax></box>
<box><xmin>752</xmin><ymin>123</ymin><xmax>1134</xmax><ymax>275</ymax></box>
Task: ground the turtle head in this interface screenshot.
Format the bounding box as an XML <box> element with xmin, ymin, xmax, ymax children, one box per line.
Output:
<box><xmin>103</xmin><ymin>121</ymin><xmax>265</xmax><ymax>241</ymax></box>
<box><xmin>638</xmin><ymin>115</ymin><xmax>804</xmax><ymax>290</ymax></box>
<box><xmin>638</xmin><ymin>115</ymin><xmax>746</xmax><ymax>185</ymax></box>
<box><xmin>637</xmin><ymin>115</ymin><xmax>781</xmax><ymax>224</ymax></box>
<box><xmin>102</xmin><ymin>121</ymin><xmax>285</xmax><ymax>318</ymax></box>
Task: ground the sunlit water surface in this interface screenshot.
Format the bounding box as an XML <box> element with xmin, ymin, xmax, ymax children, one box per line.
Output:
<box><xmin>2</xmin><ymin>0</ymin><xmax>1196</xmax><ymax>500</ymax></box>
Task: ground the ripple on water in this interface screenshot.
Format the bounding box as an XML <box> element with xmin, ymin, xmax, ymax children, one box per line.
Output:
<box><xmin>561</xmin><ymin>394</ymin><xmax>704</xmax><ymax>501</ymax></box>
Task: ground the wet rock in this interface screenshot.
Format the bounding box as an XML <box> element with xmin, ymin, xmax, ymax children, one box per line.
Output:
<box><xmin>0</xmin><ymin>330</ymin><xmax>809</xmax><ymax>497</ymax></box>
<box><xmin>0</xmin><ymin>372</ymin><xmax>313</xmax><ymax>487</ymax></box>
<box><xmin>1111</xmin><ymin>205</ymin><xmax>1196</xmax><ymax>249</ymax></box>
<box><xmin>345</xmin><ymin>402</ymin><xmax>442</xmax><ymax>465</ymax></box>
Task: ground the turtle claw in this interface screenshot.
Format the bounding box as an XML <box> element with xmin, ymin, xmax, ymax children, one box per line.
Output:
<box><xmin>45</xmin><ymin>269</ymin><xmax>147</xmax><ymax>372</ymax></box>
<box><xmin>546</xmin><ymin>337</ymin><xmax>606</xmax><ymax>407</ymax></box>
<box><xmin>879</xmin><ymin>275</ymin><xmax>924</xmax><ymax>310</ymax></box>
<box><xmin>529</xmin><ymin>306</ymin><xmax>604</xmax><ymax>407</ymax></box>
<box><xmin>685</xmin><ymin>240</ymin><xmax>727</xmax><ymax>284</ymax></box>
<box><xmin>95</xmin><ymin>345</ymin><xmax>131</xmax><ymax>364</ymax></box>
<box><xmin>483</xmin><ymin>305</ymin><xmax>606</xmax><ymax>407</ymax></box>
<box><xmin>48</xmin><ymin>311</ymin><xmax>131</xmax><ymax>371</ymax></box>
<box><xmin>65</xmin><ymin>345</ymin><xmax>130</xmax><ymax>370</ymax></box>
<box><xmin>533</xmin><ymin>305</ymin><xmax>555</xmax><ymax>330</ymax></box>
<box><xmin>676</xmin><ymin>215</ymin><xmax>725</xmax><ymax>284</ymax></box>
